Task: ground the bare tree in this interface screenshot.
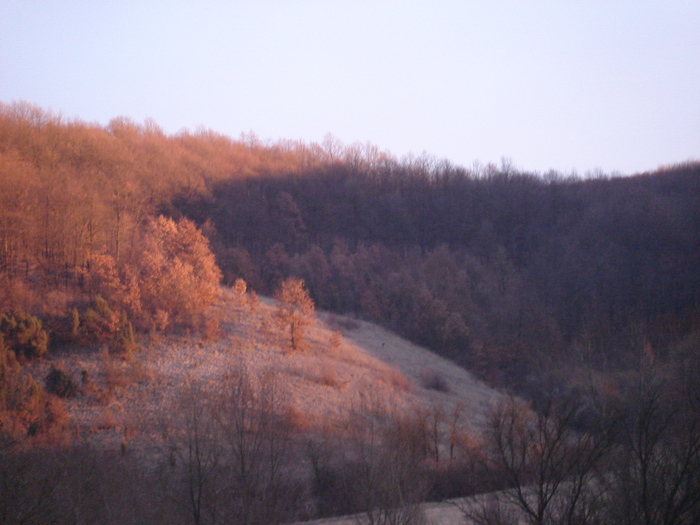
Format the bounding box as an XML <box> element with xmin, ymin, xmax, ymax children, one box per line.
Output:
<box><xmin>464</xmin><ymin>395</ymin><xmax>609</xmax><ymax>525</ymax></box>
<box><xmin>605</xmin><ymin>369</ymin><xmax>700</xmax><ymax>525</ymax></box>
<box><xmin>342</xmin><ymin>396</ymin><xmax>430</xmax><ymax>525</ymax></box>
<box><xmin>0</xmin><ymin>445</ymin><xmax>62</xmax><ymax>525</ymax></box>
<box><xmin>215</xmin><ymin>365</ymin><xmax>297</xmax><ymax>525</ymax></box>
<box><xmin>160</xmin><ymin>366</ymin><xmax>300</xmax><ymax>525</ymax></box>
<box><xmin>170</xmin><ymin>381</ymin><xmax>222</xmax><ymax>525</ymax></box>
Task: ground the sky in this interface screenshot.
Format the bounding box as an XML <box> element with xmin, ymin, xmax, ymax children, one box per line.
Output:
<box><xmin>1</xmin><ymin>1</ymin><xmax>698</xmax><ymax>176</ymax></box>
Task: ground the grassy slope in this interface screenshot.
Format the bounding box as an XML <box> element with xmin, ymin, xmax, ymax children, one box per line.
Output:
<box><xmin>28</xmin><ymin>287</ymin><xmax>501</xmax><ymax>474</ymax></box>
<box><xmin>23</xmin><ymin>288</ymin><xmax>505</xmax><ymax>523</ymax></box>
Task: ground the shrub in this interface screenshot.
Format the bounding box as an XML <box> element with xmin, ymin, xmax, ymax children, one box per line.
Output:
<box><xmin>382</xmin><ymin>365</ymin><xmax>413</xmax><ymax>392</ymax></box>
<box><xmin>327</xmin><ymin>314</ymin><xmax>360</xmax><ymax>331</ymax></box>
<box><xmin>100</xmin><ymin>351</ymin><xmax>130</xmax><ymax>391</ymax></box>
<box><xmin>45</xmin><ymin>366</ymin><xmax>78</xmax><ymax>398</ymax></box>
<box><xmin>328</xmin><ymin>330</ymin><xmax>343</xmax><ymax>353</ymax></box>
<box><xmin>153</xmin><ymin>309</ymin><xmax>169</xmax><ymax>333</ymax></box>
<box><xmin>285</xmin><ymin>404</ymin><xmax>310</xmax><ymax>431</ymax></box>
<box><xmin>0</xmin><ymin>333</ymin><xmax>19</xmax><ymax>377</ymax></box>
<box><xmin>80</xmin><ymin>296</ymin><xmax>120</xmax><ymax>344</ymax></box>
<box><xmin>420</xmin><ymin>368</ymin><xmax>450</xmax><ymax>393</ymax></box>
<box><xmin>1</xmin><ymin>365</ymin><xmax>68</xmax><ymax>441</ymax></box>
<box><xmin>70</xmin><ymin>307</ymin><xmax>80</xmax><ymax>340</ymax></box>
<box><xmin>233</xmin><ymin>277</ymin><xmax>247</xmax><ymax>298</ymax></box>
<box><xmin>110</xmin><ymin>313</ymin><xmax>137</xmax><ymax>359</ymax></box>
<box><xmin>317</xmin><ymin>361</ymin><xmax>340</xmax><ymax>388</ymax></box>
<box><xmin>247</xmin><ymin>289</ymin><xmax>259</xmax><ymax>313</ymax></box>
<box><xmin>201</xmin><ymin>316</ymin><xmax>220</xmax><ymax>341</ymax></box>
<box><xmin>0</xmin><ymin>310</ymin><xmax>49</xmax><ymax>360</ymax></box>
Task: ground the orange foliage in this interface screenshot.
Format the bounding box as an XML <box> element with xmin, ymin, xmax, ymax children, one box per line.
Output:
<box><xmin>0</xmin><ymin>102</ymin><xmax>317</xmax><ymax>342</ymax></box>
<box><xmin>274</xmin><ymin>277</ymin><xmax>315</xmax><ymax>352</ymax></box>
<box><xmin>136</xmin><ymin>216</ymin><xmax>222</xmax><ymax>330</ymax></box>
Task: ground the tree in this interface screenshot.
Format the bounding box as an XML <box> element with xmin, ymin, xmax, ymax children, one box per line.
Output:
<box><xmin>164</xmin><ymin>380</ymin><xmax>222</xmax><ymax>525</ymax></box>
<box><xmin>216</xmin><ymin>367</ymin><xmax>296</xmax><ymax>525</ymax></box>
<box><xmin>605</xmin><ymin>369</ymin><xmax>700</xmax><ymax>525</ymax></box>
<box><xmin>309</xmin><ymin>396</ymin><xmax>430</xmax><ymax>525</ymax></box>
<box><xmin>464</xmin><ymin>396</ymin><xmax>610</xmax><ymax>525</ymax></box>
<box><xmin>0</xmin><ymin>447</ymin><xmax>64</xmax><ymax>524</ymax></box>
<box><xmin>274</xmin><ymin>277</ymin><xmax>315</xmax><ymax>352</ymax></box>
<box><xmin>0</xmin><ymin>310</ymin><xmax>49</xmax><ymax>360</ymax></box>
<box><xmin>136</xmin><ymin>216</ymin><xmax>222</xmax><ymax>331</ymax></box>
<box><xmin>162</xmin><ymin>366</ymin><xmax>298</xmax><ymax>525</ymax></box>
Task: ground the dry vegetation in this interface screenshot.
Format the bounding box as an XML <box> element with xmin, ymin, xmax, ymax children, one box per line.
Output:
<box><xmin>4</xmin><ymin>286</ymin><xmax>503</xmax><ymax>524</ymax></box>
<box><xmin>24</xmin><ymin>287</ymin><xmax>499</xmax><ymax>455</ymax></box>
<box><xmin>2</xmin><ymin>103</ymin><xmax>699</xmax><ymax>524</ymax></box>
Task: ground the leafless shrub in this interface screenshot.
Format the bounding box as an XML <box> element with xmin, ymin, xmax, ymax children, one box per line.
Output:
<box><xmin>458</xmin><ymin>492</ymin><xmax>520</xmax><ymax>525</ymax></box>
<box><xmin>328</xmin><ymin>329</ymin><xmax>343</xmax><ymax>353</ymax></box>
<box><xmin>420</xmin><ymin>368</ymin><xmax>450</xmax><ymax>393</ymax></box>
<box><xmin>462</xmin><ymin>395</ymin><xmax>612</xmax><ymax>525</ymax></box>
<box><xmin>380</xmin><ymin>365</ymin><xmax>413</xmax><ymax>392</ymax></box>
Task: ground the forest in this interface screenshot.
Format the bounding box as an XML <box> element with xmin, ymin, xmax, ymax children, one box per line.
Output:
<box><xmin>3</xmin><ymin>102</ymin><xmax>698</xmax><ymax>387</ymax></box>
<box><xmin>1</xmin><ymin>101</ymin><xmax>699</xmax><ymax>523</ymax></box>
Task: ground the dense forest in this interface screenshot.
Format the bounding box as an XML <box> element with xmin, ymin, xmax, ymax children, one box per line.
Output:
<box><xmin>1</xmin><ymin>101</ymin><xmax>699</xmax><ymax>393</ymax></box>
<box><xmin>2</xmin><ymin>102</ymin><xmax>700</xmax><ymax>523</ymax></box>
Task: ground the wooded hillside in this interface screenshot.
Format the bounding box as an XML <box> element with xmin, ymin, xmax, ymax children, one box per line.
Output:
<box><xmin>2</xmin><ymin>101</ymin><xmax>699</xmax><ymax>394</ymax></box>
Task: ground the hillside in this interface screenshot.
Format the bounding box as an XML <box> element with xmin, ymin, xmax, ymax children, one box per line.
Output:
<box><xmin>3</xmin><ymin>286</ymin><xmax>507</xmax><ymax>523</ymax></box>
<box><xmin>27</xmin><ymin>287</ymin><xmax>500</xmax><ymax>453</ymax></box>
<box><xmin>2</xmin><ymin>104</ymin><xmax>699</xmax><ymax>523</ymax></box>
<box><xmin>2</xmin><ymin>103</ymin><xmax>699</xmax><ymax>401</ymax></box>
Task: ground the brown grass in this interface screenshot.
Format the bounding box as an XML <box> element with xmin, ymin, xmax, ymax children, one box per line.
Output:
<box><xmin>378</xmin><ymin>365</ymin><xmax>413</xmax><ymax>392</ymax></box>
<box><xmin>317</xmin><ymin>362</ymin><xmax>340</xmax><ymax>388</ymax></box>
<box><xmin>22</xmin><ymin>286</ymin><xmax>501</xmax><ymax>466</ymax></box>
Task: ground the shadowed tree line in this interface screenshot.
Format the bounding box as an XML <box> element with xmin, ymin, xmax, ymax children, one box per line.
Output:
<box><xmin>186</xmin><ymin>157</ymin><xmax>700</xmax><ymax>393</ymax></box>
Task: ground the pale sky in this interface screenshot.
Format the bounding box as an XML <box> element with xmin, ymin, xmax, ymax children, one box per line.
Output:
<box><xmin>1</xmin><ymin>1</ymin><xmax>698</xmax><ymax>175</ymax></box>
